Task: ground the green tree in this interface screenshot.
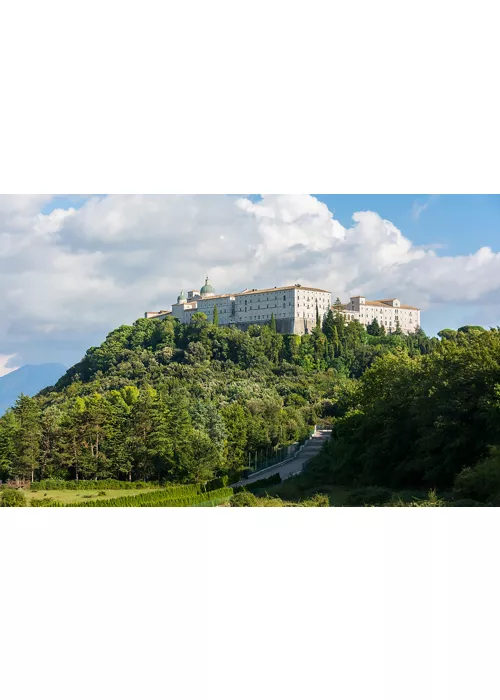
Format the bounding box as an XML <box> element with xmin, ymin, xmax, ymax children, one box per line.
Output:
<box><xmin>322</xmin><ymin>308</ymin><xmax>336</xmax><ymax>341</ymax></box>
<box><xmin>13</xmin><ymin>395</ymin><xmax>42</xmax><ymax>482</ymax></box>
<box><xmin>0</xmin><ymin>411</ymin><xmax>17</xmax><ymax>481</ymax></box>
<box><xmin>270</xmin><ymin>313</ymin><xmax>277</xmax><ymax>333</ymax></box>
<box><xmin>367</xmin><ymin>317</ymin><xmax>383</xmax><ymax>336</ymax></box>
<box><xmin>213</xmin><ymin>305</ymin><xmax>219</xmax><ymax>326</ymax></box>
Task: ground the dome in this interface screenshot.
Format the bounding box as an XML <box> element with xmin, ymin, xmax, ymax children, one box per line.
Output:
<box><xmin>177</xmin><ymin>290</ymin><xmax>187</xmax><ymax>303</ymax></box>
<box><xmin>200</xmin><ymin>276</ymin><xmax>215</xmax><ymax>296</ymax></box>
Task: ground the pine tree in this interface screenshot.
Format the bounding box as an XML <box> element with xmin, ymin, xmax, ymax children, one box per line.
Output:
<box><xmin>213</xmin><ymin>305</ymin><xmax>219</xmax><ymax>326</ymax></box>
<box><xmin>13</xmin><ymin>395</ymin><xmax>42</xmax><ymax>482</ymax></box>
<box><xmin>322</xmin><ymin>308</ymin><xmax>336</xmax><ymax>341</ymax></box>
<box><xmin>315</xmin><ymin>302</ymin><xmax>321</xmax><ymax>329</ymax></box>
<box><xmin>0</xmin><ymin>411</ymin><xmax>17</xmax><ymax>481</ymax></box>
<box><xmin>270</xmin><ymin>313</ymin><xmax>277</xmax><ymax>333</ymax></box>
<box><xmin>367</xmin><ymin>317</ymin><xmax>383</xmax><ymax>336</ymax></box>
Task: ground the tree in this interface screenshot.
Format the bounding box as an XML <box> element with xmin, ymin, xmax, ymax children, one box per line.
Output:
<box><xmin>0</xmin><ymin>411</ymin><xmax>17</xmax><ymax>481</ymax></box>
<box><xmin>270</xmin><ymin>313</ymin><xmax>277</xmax><ymax>334</ymax></box>
<box><xmin>213</xmin><ymin>305</ymin><xmax>219</xmax><ymax>326</ymax></box>
<box><xmin>438</xmin><ymin>328</ymin><xmax>457</xmax><ymax>341</ymax></box>
<box><xmin>315</xmin><ymin>302</ymin><xmax>321</xmax><ymax>329</ymax></box>
<box><xmin>367</xmin><ymin>317</ymin><xmax>383</xmax><ymax>336</ymax></box>
<box><xmin>13</xmin><ymin>395</ymin><xmax>41</xmax><ymax>483</ymax></box>
<box><xmin>322</xmin><ymin>308</ymin><xmax>336</xmax><ymax>341</ymax></box>
<box><xmin>191</xmin><ymin>312</ymin><xmax>207</xmax><ymax>323</ymax></box>
<box><xmin>393</xmin><ymin>318</ymin><xmax>403</xmax><ymax>336</ymax></box>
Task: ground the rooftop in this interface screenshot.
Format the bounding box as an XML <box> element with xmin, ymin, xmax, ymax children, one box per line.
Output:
<box><xmin>237</xmin><ymin>284</ymin><xmax>330</xmax><ymax>295</ymax></box>
<box><xmin>342</xmin><ymin>299</ymin><xmax>420</xmax><ymax>310</ymax></box>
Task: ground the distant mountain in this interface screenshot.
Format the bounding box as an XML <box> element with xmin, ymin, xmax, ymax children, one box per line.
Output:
<box><xmin>0</xmin><ymin>364</ymin><xmax>66</xmax><ymax>415</ymax></box>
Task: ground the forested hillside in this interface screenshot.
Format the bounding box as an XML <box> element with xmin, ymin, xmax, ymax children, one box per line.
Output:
<box><xmin>295</xmin><ymin>325</ymin><xmax>500</xmax><ymax>506</ymax></box>
<box><xmin>0</xmin><ymin>308</ymin><xmax>436</xmax><ymax>489</ymax></box>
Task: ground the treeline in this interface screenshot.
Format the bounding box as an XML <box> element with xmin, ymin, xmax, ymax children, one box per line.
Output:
<box><xmin>0</xmin><ymin>309</ymin><xmax>436</xmax><ymax>486</ymax></box>
<box><xmin>304</xmin><ymin>326</ymin><xmax>500</xmax><ymax>504</ymax></box>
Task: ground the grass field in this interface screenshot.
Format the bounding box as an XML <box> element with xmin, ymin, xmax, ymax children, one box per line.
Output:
<box><xmin>27</xmin><ymin>487</ymin><xmax>162</xmax><ymax>505</ymax></box>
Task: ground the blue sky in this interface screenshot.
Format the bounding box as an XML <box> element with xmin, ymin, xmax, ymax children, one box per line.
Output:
<box><xmin>314</xmin><ymin>194</ymin><xmax>500</xmax><ymax>254</ymax></box>
<box><xmin>1</xmin><ymin>193</ymin><xmax>499</xmax><ymax>372</ymax></box>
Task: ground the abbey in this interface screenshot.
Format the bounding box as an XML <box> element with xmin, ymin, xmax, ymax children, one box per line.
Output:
<box><xmin>338</xmin><ymin>296</ymin><xmax>421</xmax><ymax>334</ymax></box>
<box><xmin>145</xmin><ymin>278</ymin><xmax>421</xmax><ymax>335</ymax></box>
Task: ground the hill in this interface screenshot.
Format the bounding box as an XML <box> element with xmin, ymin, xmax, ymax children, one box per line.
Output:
<box><xmin>0</xmin><ymin>312</ymin><xmax>438</xmax><ymax>492</ymax></box>
<box><xmin>0</xmin><ymin>363</ymin><xmax>66</xmax><ymax>416</ymax></box>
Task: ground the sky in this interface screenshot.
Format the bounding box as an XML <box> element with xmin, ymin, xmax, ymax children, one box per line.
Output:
<box><xmin>0</xmin><ymin>193</ymin><xmax>499</xmax><ymax>375</ymax></box>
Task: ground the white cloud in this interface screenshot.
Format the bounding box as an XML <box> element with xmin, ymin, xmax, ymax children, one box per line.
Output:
<box><xmin>0</xmin><ymin>194</ymin><xmax>499</xmax><ymax>366</ymax></box>
<box><xmin>0</xmin><ymin>354</ymin><xmax>19</xmax><ymax>377</ymax></box>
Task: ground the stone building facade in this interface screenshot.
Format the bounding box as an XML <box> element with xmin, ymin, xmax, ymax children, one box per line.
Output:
<box><xmin>339</xmin><ymin>296</ymin><xmax>420</xmax><ymax>334</ymax></box>
<box><xmin>145</xmin><ymin>280</ymin><xmax>421</xmax><ymax>336</ymax></box>
<box><xmin>145</xmin><ymin>278</ymin><xmax>331</xmax><ymax>335</ymax></box>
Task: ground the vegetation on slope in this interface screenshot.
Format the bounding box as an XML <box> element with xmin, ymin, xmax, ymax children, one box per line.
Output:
<box><xmin>289</xmin><ymin>326</ymin><xmax>500</xmax><ymax>505</ymax></box>
<box><xmin>3</xmin><ymin>307</ymin><xmax>480</xmax><ymax>506</ymax></box>
<box><xmin>0</xmin><ymin>313</ymin><xmax>438</xmax><ymax>490</ymax></box>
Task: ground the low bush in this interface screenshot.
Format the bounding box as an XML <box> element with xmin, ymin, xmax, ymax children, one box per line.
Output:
<box><xmin>453</xmin><ymin>450</ymin><xmax>500</xmax><ymax>502</ymax></box>
<box><xmin>345</xmin><ymin>487</ymin><xmax>393</xmax><ymax>506</ymax></box>
<box><xmin>447</xmin><ymin>499</ymin><xmax>487</xmax><ymax>507</ymax></box>
<box><xmin>0</xmin><ymin>488</ymin><xmax>27</xmax><ymax>507</ymax></box>
<box><xmin>300</xmin><ymin>493</ymin><xmax>330</xmax><ymax>507</ymax></box>
<box><xmin>204</xmin><ymin>475</ymin><xmax>229</xmax><ymax>491</ymax></box>
<box><xmin>30</xmin><ymin>498</ymin><xmax>64</xmax><ymax>507</ymax></box>
<box><xmin>70</xmin><ymin>486</ymin><xmax>233</xmax><ymax>507</ymax></box>
<box><xmin>30</xmin><ymin>479</ymin><xmax>156</xmax><ymax>492</ymax></box>
<box><xmin>230</xmin><ymin>491</ymin><xmax>259</xmax><ymax>507</ymax></box>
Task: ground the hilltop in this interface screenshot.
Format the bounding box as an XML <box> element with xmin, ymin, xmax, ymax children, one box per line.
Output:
<box><xmin>0</xmin><ymin>311</ymin><xmax>435</xmax><ymax>488</ymax></box>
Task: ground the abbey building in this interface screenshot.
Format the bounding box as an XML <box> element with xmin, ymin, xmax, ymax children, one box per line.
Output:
<box><xmin>145</xmin><ymin>278</ymin><xmax>421</xmax><ymax>335</ymax></box>
<box><xmin>338</xmin><ymin>296</ymin><xmax>421</xmax><ymax>334</ymax></box>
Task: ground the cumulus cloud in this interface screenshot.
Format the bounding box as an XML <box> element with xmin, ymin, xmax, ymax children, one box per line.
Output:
<box><xmin>0</xmin><ymin>193</ymin><xmax>499</xmax><ymax>366</ymax></box>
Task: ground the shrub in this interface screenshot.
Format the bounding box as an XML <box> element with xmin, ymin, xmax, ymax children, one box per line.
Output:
<box><xmin>230</xmin><ymin>491</ymin><xmax>258</xmax><ymax>507</ymax></box>
<box><xmin>30</xmin><ymin>479</ymin><xmax>156</xmax><ymax>492</ymax></box>
<box><xmin>204</xmin><ymin>475</ymin><xmax>229</xmax><ymax>491</ymax></box>
<box><xmin>30</xmin><ymin>498</ymin><xmax>64</xmax><ymax>507</ymax></box>
<box><xmin>345</xmin><ymin>487</ymin><xmax>393</xmax><ymax>506</ymax></box>
<box><xmin>453</xmin><ymin>450</ymin><xmax>500</xmax><ymax>502</ymax></box>
<box><xmin>97</xmin><ymin>491</ymin><xmax>107</xmax><ymax>497</ymax></box>
<box><xmin>257</xmin><ymin>496</ymin><xmax>284</xmax><ymax>507</ymax></box>
<box><xmin>300</xmin><ymin>493</ymin><xmax>330</xmax><ymax>507</ymax></box>
<box><xmin>389</xmin><ymin>489</ymin><xmax>445</xmax><ymax>507</ymax></box>
<box><xmin>69</xmin><ymin>486</ymin><xmax>233</xmax><ymax>507</ymax></box>
<box><xmin>447</xmin><ymin>499</ymin><xmax>486</xmax><ymax>507</ymax></box>
<box><xmin>1</xmin><ymin>488</ymin><xmax>27</xmax><ymax>507</ymax></box>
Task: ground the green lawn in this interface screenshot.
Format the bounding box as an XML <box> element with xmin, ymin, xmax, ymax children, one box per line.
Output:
<box><xmin>27</xmin><ymin>487</ymin><xmax>161</xmax><ymax>506</ymax></box>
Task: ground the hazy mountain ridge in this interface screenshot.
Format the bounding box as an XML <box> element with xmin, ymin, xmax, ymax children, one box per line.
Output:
<box><xmin>0</xmin><ymin>364</ymin><xmax>66</xmax><ymax>415</ymax></box>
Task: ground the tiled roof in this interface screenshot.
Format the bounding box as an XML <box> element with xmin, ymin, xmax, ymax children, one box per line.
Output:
<box><xmin>237</xmin><ymin>284</ymin><xmax>330</xmax><ymax>295</ymax></box>
<box><xmin>340</xmin><ymin>299</ymin><xmax>420</xmax><ymax>310</ymax></box>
